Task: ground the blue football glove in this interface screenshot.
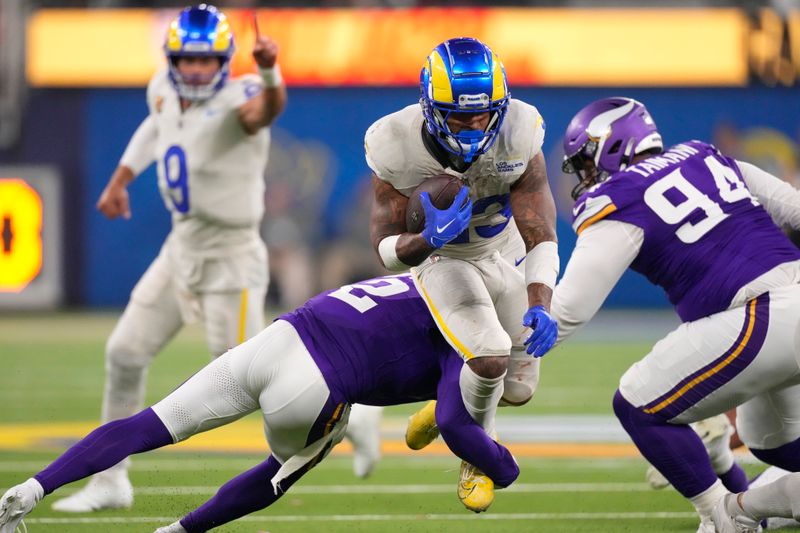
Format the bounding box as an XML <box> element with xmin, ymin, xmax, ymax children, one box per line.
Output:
<box><xmin>523</xmin><ymin>305</ymin><xmax>558</xmax><ymax>358</ymax></box>
<box><xmin>420</xmin><ymin>187</ymin><xmax>473</xmax><ymax>249</ymax></box>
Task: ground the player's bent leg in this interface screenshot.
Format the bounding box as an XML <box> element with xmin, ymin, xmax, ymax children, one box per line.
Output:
<box><xmin>613</xmin><ymin>390</ymin><xmax>727</xmax><ymax>526</ymax></box>
<box><xmin>739</xmin><ymin>382</ymin><xmax>800</xmax><ymax>473</ymax></box>
<box><xmin>345</xmin><ymin>404</ymin><xmax>383</xmax><ymax>478</ymax></box>
<box><xmin>168</xmin><ymin>321</ymin><xmax>345</xmax><ymax>532</ymax></box>
<box><xmin>645</xmin><ymin>414</ymin><xmax>747</xmax><ymax>492</ymax></box>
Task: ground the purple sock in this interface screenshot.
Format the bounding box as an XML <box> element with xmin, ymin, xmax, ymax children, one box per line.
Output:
<box><xmin>435</xmin><ymin>356</ymin><xmax>519</xmax><ymax>488</ymax></box>
<box><xmin>719</xmin><ymin>462</ymin><xmax>749</xmax><ymax>493</ymax></box>
<box><xmin>750</xmin><ymin>437</ymin><xmax>800</xmax><ymax>471</ymax></box>
<box><xmin>613</xmin><ymin>390</ymin><xmax>718</xmax><ymax>498</ymax></box>
<box><xmin>34</xmin><ymin>408</ymin><xmax>173</xmax><ymax>495</ymax></box>
<box><xmin>180</xmin><ymin>455</ymin><xmax>305</xmax><ymax>533</ymax></box>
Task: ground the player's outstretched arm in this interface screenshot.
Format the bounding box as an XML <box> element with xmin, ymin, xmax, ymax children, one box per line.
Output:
<box><xmin>369</xmin><ymin>175</ymin><xmax>438</xmax><ymax>269</ymax></box>
<box><xmin>239</xmin><ymin>33</ymin><xmax>287</xmax><ymax>134</ymax></box>
<box><xmin>511</xmin><ymin>152</ymin><xmax>559</xmax><ymax>356</ymax></box>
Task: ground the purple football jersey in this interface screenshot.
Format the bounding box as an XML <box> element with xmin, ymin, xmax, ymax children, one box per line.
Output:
<box><xmin>572</xmin><ymin>141</ymin><xmax>800</xmax><ymax>322</ymax></box>
<box><xmin>279</xmin><ymin>274</ymin><xmax>452</xmax><ymax>405</ymax></box>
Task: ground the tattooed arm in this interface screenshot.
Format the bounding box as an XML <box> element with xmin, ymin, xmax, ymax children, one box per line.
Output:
<box><xmin>369</xmin><ymin>175</ymin><xmax>436</xmax><ymax>268</ymax></box>
<box><xmin>510</xmin><ymin>152</ymin><xmax>558</xmax><ymax>309</ymax></box>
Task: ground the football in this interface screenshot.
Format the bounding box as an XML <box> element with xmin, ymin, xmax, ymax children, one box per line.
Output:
<box><xmin>405</xmin><ymin>174</ymin><xmax>466</xmax><ymax>233</ymax></box>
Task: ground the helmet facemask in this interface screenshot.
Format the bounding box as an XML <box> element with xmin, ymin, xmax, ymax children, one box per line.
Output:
<box><xmin>423</xmin><ymin>99</ymin><xmax>508</xmax><ymax>164</ymax></box>
<box><xmin>562</xmin><ymin>97</ymin><xmax>663</xmax><ymax>200</ymax></box>
<box><xmin>164</xmin><ymin>4</ymin><xmax>234</xmax><ymax>102</ymax></box>
<box><xmin>167</xmin><ymin>55</ymin><xmax>229</xmax><ymax>101</ymax></box>
<box><xmin>419</xmin><ymin>37</ymin><xmax>510</xmax><ymax>165</ymax></box>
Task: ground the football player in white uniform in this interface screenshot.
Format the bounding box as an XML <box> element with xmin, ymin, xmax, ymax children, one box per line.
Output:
<box><xmin>365</xmin><ymin>37</ymin><xmax>559</xmax><ymax>512</ymax></box>
<box><xmin>49</xmin><ymin>4</ymin><xmax>287</xmax><ymax>513</ymax></box>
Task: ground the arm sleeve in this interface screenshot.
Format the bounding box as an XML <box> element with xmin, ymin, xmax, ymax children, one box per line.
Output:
<box><xmin>738</xmin><ymin>160</ymin><xmax>800</xmax><ymax>230</ymax></box>
<box><xmin>119</xmin><ymin>115</ymin><xmax>157</xmax><ymax>176</ymax></box>
<box><xmin>435</xmin><ymin>355</ymin><xmax>519</xmax><ymax>488</ymax></box>
<box><xmin>552</xmin><ymin>220</ymin><xmax>643</xmax><ymax>343</ymax></box>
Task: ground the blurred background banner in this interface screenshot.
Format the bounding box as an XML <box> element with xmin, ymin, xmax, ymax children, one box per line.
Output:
<box><xmin>2</xmin><ymin>4</ymin><xmax>800</xmax><ymax>309</ymax></box>
<box><xmin>29</xmin><ymin>7</ymin><xmax>754</xmax><ymax>87</ymax></box>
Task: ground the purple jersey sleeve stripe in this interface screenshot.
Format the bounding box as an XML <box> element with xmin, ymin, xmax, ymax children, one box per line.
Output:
<box><xmin>576</xmin><ymin>203</ymin><xmax>618</xmax><ymax>235</ymax></box>
<box><xmin>643</xmin><ymin>294</ymin><xmax>769</xmax><ymax>418</ymax></box>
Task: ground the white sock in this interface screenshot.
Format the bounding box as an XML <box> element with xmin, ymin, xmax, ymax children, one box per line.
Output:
<box><xmin>689</xmin><ymin>479</ymin><xmax>728</xmax><ymax>522</ymax></box>
<box><xmin>23</xmin><ymin>478</ymin><xmax>44</xmax><ymax>504</ymax></box>
<box><xmin>459</xmin><ymin>364</ymin><xmax>505</xmax><ymax>434</ymax></box>
<box><xmin>741</xmin><ymin>471</ymin><xmax>800</xmax><ymax>520</ymax></box>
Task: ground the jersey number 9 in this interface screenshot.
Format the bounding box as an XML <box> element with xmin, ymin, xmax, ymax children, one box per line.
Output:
<box><xmin>163</xmin><ymin>145</ymin><xmax>190</xmax><ymax>214</ymax></box>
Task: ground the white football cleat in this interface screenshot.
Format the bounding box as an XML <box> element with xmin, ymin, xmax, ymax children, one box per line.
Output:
<box><xmin>51</xmin><ymin>470</ymin><xmax>133</xmax><ymax>513</ymax></box>
<box><xmin>696</xmin><ymin>518</ymin><xmax>717</xmax><ymax>533</ymax></box>
<box><xmin>0</xmin><ymin>479</ymin><xmax>43</xmax><ymax>533</ymax></box>
<box><xmin>153</xmin><ymin>521</ymin><xmax>188</xmax><ymax>533</ymax></box>
<box><xmin>712</xmin><ymin>493</ymin><xmax>763</xmax><ymax>533</ymax></box>
<box><xmin>345</xmin><ymin>404</ymin><xmax>383</xmax><ymax>479</ymax></box>
<box><xmin>749</xmin><ymin>467</ymin><xmax>800</xmax><ymax>530</ymax></box>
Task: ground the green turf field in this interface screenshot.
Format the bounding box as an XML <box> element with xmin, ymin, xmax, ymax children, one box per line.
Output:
<box><xmin>0</xmin><ymin>313</ymin><xmax>771</xmax><ymax>532</ymax></box>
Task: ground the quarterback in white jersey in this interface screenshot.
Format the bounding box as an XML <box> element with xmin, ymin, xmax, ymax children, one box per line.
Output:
<box><xmin>50</xmin><ymin>5</ymin><xmax>287</xmax><ymax>514</ymax></box>
<box><xmin>366</xmin><ymin>37</ymin><xmax>559</xmax><ymax>512</ymax></box>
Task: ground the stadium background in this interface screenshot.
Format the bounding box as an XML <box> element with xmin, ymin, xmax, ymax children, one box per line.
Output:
<box><xmin>1</xmin><ymin>2</ymin><xmax>800</xmax><ymax>531</ymax></box>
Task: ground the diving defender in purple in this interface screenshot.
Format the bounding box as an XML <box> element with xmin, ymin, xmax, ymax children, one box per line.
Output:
<box><xmin>553</xmin><ymin>97</ymin><xmax>800</xmax><ymax>530</ymax></box>
<box><xmin>0</xmin><ymin>274</ymin><xmax>518</xmax><ymax>533</ymax></box>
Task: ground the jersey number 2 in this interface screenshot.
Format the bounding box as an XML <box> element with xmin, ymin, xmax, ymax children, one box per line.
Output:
<box><xmin>328</xmin><ymin>276</ymin><xmax>410</xmax><ymax>313</ymax></box>
<box><xmin>163</xmin><ymin>145</ymin><xmax>189</xmax><ymax>213</ymax></box>
<box><xmin>643</xmin><ymin>156</ymin><xmax>757</xmax><ymax>244</ymax></box>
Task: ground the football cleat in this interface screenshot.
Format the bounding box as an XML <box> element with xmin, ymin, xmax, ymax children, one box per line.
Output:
<box><xmin>0</xmin><ymin>480</ymin><xmax>41</xmax><ymax>533</ymax></box>
<box><xmin>711</xmin><ymin>493</ymin><xmax>763</xmax><ymax>533</ymax></box>
<box><xmin>457</xmin><ymin>461</ymin><xmax>494</xmax><ymax>513</ymax></box>
<box><xmin>405</xmin><ymin>400</ymin><xmax>439</xmax><ymax>450</ymax></box>
<box><xmin>51</xmin><ymin>471</ymin><xmax>133</xmax><ymax>513</ymax></box>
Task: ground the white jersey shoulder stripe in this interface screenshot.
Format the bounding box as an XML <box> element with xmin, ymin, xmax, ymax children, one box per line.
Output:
<box><xmin>572</xmin><ymin>194</ymin><xmax>616</xmax><ymax>234</ymax></box>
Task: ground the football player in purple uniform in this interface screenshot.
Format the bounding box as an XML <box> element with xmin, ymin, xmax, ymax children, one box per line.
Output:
<box><xmin>551</xmin><ymin>97</ymin><xmax>800</xmax><ymax>532</ymax></box>
<box><xmin>0</xmin><ymin>274</ymin><xmax>519</xmax><ymax>533</ymax></box>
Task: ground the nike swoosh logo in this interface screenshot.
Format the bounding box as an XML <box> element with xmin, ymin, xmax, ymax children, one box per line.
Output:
<box><xmin>514</xmin><ymin>256</ymin><xmax>525</xmax><ymax>267</ymax></box>
<box><xmin>436</xmin><ymin>220</ymin><xmax>454</xmax><ymax>233</ymax></box>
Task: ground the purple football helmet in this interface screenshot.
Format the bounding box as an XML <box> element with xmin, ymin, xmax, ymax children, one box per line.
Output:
<box><xmin>562</xmin><ymin>97</ymin><xmax>663</xmax><ymax>199</ymax></box>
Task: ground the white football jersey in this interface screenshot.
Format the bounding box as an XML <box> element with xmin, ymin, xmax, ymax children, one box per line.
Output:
<box><xmin>146</xmin><ymin>69</ymin><xmax>270</xmax><ymax>254</ymax></box>
<box><xmin>364</xmin><ymin>99</ymin><xmax>545</xmax><ymax>259</ymax></box>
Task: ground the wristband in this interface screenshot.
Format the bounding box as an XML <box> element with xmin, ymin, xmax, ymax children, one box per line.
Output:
<box><xmin>524</xmin><ymin>241</ymin><xmax>559</xmax><ymax>289</ymax></box>
<box><xmin>259</xmin><ymin>64</ymin><xmax>283</xmax><ymax>88</ymax></box>
<box><xmin>378</xmin><ymin>235</ymin><xmax>410</xmax><ymax>272</ymax></box>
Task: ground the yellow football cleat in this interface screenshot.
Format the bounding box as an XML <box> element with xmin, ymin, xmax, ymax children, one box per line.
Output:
<box><xmin>405</xmin><ymin>400</ymin><xmax>439</xmax><ymax>450</ymax></box>
<box><xmin>457</xmin><ymin>460</ymin><xmax>494</xmax><ymax>513</ymax></box>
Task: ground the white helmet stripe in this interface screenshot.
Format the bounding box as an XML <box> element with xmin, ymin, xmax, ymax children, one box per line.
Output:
<box><xmin>586</xmin><ymin>99</ymin><xmax>635</xmax><ymax>139</ymax></box>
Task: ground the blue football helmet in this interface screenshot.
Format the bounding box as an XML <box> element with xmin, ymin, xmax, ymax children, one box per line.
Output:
<box><xmin>420</xmin><ymin>37</ymin><xmax>510</xmax><ymax>163</ymax></box>
<box><xmin>164</xmin><ymin>4</ymin><xmax>234</xmax><ymax>101</ymax></box>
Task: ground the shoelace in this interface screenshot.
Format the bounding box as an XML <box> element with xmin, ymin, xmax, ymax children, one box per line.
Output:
<box><xmin>16</xmin><ymin>519</ymin><xmax>28</xmax><ymax>533</ymax></box>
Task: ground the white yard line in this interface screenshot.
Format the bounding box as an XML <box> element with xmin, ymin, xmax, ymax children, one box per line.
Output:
<box><xmin>1</xmin><ymin>482</ymin><xmax>653</xmax><ymax>495</ymax></box>
<box><xmin>25</xmin><ymin>511</ymin><xmax>698</xmax><ymax>525</ymax></box>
